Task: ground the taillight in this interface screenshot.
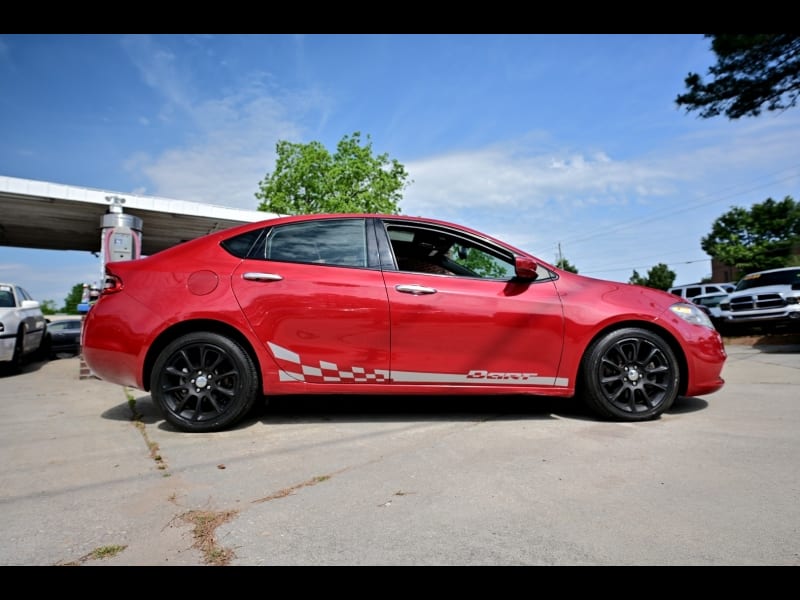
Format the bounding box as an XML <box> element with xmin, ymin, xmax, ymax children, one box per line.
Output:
<box><xmin>102</xmin><ymin>273</ymin><xmax>124</xmax><ymax>294</ymax></box>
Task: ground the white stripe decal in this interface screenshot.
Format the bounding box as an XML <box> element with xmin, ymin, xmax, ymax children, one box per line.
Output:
<box><xmin>391</xmin><ymin>371</ymin><xmax>568</xmax><ymax>386</ymax></box>
<box><xmin>268</xmin><ymin>342</ymin><xmax>300</xmax><ymax>363</ymax></box>
<box><xmin>267</xmin><ymin>341</ymin><xmax>568</xmax><ymax>387</ymax></box>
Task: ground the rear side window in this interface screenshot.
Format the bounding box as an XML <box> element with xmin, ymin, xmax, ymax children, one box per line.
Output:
<box><xmin>239</xmin><ymin>219</ymin><xmax>369</xmax><ymax>268</ymax></box>
<box><xmin>221</xmin><ymin>229</ymin><xmax>266</xmax><ymax>258</ymax></box>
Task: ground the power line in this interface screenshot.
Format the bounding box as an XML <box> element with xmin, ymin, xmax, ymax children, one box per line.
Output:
<box><xmin>581</xmin><ymin>257</ymin><xmax>710</xmax><ymax>275</ymax></box>
<box><xmin>531</xmin><ymin>165</ymin><xmax>800</xmax><ymax>257</ymax></box>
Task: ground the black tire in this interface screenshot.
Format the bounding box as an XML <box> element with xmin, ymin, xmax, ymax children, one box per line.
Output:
<box><xmin>11</xmin><ymin>330</ymin><xmax>25</xmax><ymax>370</ymax></box>
<box><xmin>38</xmin><ymin>334</ymin><xmax>53</xmax><ymax>361</ymax></box>
<box><xmin>579</xmin><ymin>327</ymin><xmax>679</xmax><ymax>422</ymax></box>
<box><xmin>150</xmin><ymin>332</ymin><xmax>259</xmax><ymax>433</ymax></box>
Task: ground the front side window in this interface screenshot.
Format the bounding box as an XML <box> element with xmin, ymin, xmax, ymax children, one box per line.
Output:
<box><xmin>384</xmin><ymin>223</ymin><xmax>517</xmax><ymax>280</ymax></box>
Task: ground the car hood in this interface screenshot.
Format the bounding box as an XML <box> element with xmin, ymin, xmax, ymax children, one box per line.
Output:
<box><xmin>553</xmin><ymin>272</ymin><xmax>683</xmax><ymax>317</ymax></box>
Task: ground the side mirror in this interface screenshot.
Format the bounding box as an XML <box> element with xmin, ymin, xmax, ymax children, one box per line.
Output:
<box><xmin>21</xmin><ymin>299</ymin><xmax>40</xmax><ymax>309</ymax></box>
<box><xmin>514</xmin><ymin>256</ymin><xmax>539</xmax><ymax>280</ymax></box>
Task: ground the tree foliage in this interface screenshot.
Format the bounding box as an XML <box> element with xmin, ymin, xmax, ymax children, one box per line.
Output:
<box><xmin>62</xmin><ymin>283</ymin><xmax>85</xmax><ymax>315</ymax></box>
<box><xmin>701</xmin><ymin>196</ymin><xmax>800</xmax><ymax>274</ymax></box>
<box><xmin>256</xmin><ymin>132</ymin><xmax>410</xmax><ymax>215</ymax></box>
<box><xmin>555</xmin><ymin>256</ymin><xmax>578</xmax><ymax>273</ymax></box>
<box><xmin>39</xmin><ymin>299</ymin><xmax>58</xmax><ymax>315</ymax></box>
<box><xmin>629</xmin><ymin>263</ymin><xmax>676</xmax><ymax>291</ymax></box>
<box><xmin>676</xmin><ymin>34</ymin><xmax>800</xmax><ymax>119</ymax></box>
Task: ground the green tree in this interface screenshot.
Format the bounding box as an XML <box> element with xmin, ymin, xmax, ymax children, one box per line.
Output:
<box><xmin>676</xmin><ymin>34</ymin><xmax>800</xmax><ymax>119</ymax></box>
<box><xmin>555</xmin><ymin>256</ymin><xmax>578</xmax><ymax>273</ymax></box>
<box><xmin>255</xmin><ymin>132</ymin><xmax>410</xmax><ymax>215</ymax></box>
<box><xmin>629</xmin><ymin>263</ymin><xmax>676</xmax><ymax>291</ymax></box>
<box><xmin>701</xmin><ymin>196</ymin><xmax>800</xmax><ymax>274</ymax></box>
<box><xmin>39</xmin><ymin>299</ymin><xmax>59</xmax><ymax>315</ymax></box>
<box><xmin>62</xmin><ymin>283</ymin><xmax>86</xmax><ymax>315</ymax></box>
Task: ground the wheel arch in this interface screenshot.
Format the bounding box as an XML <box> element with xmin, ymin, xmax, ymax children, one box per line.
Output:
<box><xmin>575</xmin><ymin>320</ymin><xmax>689</xmax><ymax>397</ymax></box>
<box><xmin>142</xmin><ymin>319</ymin><xmax>263</xmax><ymax>393</ymax></box>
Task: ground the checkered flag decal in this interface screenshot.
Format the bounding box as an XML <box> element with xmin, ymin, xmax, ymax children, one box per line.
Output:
<box><xmin>268</xmin><ymin>342</ymin><xmax>389</xmax><ymax>383</ymax></box>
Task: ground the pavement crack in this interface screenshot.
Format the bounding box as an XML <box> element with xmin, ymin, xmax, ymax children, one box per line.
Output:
<box><xmin>252</xmin><ymin>468</ymin><xmax>348</xmax><ymax>504</ymax></box>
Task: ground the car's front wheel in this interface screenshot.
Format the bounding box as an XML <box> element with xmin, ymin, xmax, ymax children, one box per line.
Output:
<box><xmin>580</xmin><ymin>327</ymin><xmax>679</xmax><ymax>421</ymax></box>
<box><xmin>150</xmin><ymin>332</ymin><xmax>259</xmax><ymax>433</ymax></box>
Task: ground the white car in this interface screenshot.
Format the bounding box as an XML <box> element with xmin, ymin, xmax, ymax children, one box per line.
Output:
<box><xmin>0</xmin><ymin>283</ymin><xmax>48</xmax><ymax>368</ymax></box>
<box><xmin>668</xmin><ymin>282</ymin><xmax>736</xmax><ymax>301</ymax></box>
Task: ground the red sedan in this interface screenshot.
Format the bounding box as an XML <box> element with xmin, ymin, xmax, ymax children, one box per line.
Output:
<box><xmin>82</xmin><ymin>214</ymin><xmax>726</xmax><ymax>432</ymax></box>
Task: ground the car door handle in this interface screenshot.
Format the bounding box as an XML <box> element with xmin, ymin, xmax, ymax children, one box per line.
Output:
<box><xmin>395</xmin><ymin>284</ymin><xmax>437</xmax><ymax>295</ymax></box>
<box><xmin>242</xmin><ymin>272</ymin><xmax>283</xmax><ymax>282</ymax></box>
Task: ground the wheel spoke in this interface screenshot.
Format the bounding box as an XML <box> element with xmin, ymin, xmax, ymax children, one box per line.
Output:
<box><xmin>608</xmin><ymin>385</ymin><xmax>626</xmax><ymax>403</ymax></box>
<box><xmin>173</xmin><ymin>393</ymin><xmax>192</xmax><ymax>414</ymax></box>
<box><xmin>601</xmin><ymin>357</ymin><xmax>623</xmax><ymax>371</ymax></box>
<box><xmin>201</xmin><ymin>345</ymin><xmax>224</xmax><ymax>371</ymax></box>
<box><xmin>642</xmin><ymin>346</ymin><xmax>659</xmax><ymax>365</ymax></box>
<box><xmin>165</xmin><ymin>365</ymin><xmax>188</xmax><ymax>378</ymax></box>
<box><xmin>213</xmin><ymin>385</ymin><xmax>236</xmax><ymax>397</ymax></box>
<box><xmin>638</xmin><ymin>388</ymin><xmax>655</xmax><ymax>409</ymax></box>
<box><xmin>178</xmin><ymin>349</ymin><xmax>196</xmax><ymax>371</ymax></box>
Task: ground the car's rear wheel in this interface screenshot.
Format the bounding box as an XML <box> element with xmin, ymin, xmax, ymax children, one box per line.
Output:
<box><xmin>580</xmin><ymin>327</ymin><xmax>679</xmax><ymax>421</ymax></box>
<box><xmin>150</xmin><ymin>332</ymin><xmax>259</xmax><ymax>433</ymax></box>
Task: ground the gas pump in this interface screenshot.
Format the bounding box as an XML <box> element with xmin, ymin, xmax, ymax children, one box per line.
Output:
<box><xmin>99</xmin><ymin>196</ymin><xmax>143</xmax><ymax>282</ymax></box>
<box><xmin>78</xmin><ymin>196</ymin><xmax>143</xmax><ymax>314</ymax></box>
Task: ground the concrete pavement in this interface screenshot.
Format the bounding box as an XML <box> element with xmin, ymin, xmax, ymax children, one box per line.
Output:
<box><xmin>1</xmin><ymin>342</ymin><xmax>798</xmax><ymax>565</ymax></box>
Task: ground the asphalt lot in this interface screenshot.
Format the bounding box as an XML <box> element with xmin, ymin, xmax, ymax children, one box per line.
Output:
<box><xmin>1</xmin><ymin>342</ymin><xmax>798</xmax><ymax>566</ymax></box>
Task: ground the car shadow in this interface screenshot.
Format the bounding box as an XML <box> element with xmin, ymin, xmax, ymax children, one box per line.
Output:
<box><xmin>104</xmin><ymin>393</ymin><xmax>707</xmax><ymax>431</ymax></box>
<box><xmin>0</xmin><ymin>357</ymin><xmax>49</xmax><ymax>378</ymax></box>
<box><xmin>754</xmin><ymin>344</ymin><xmax>800</xmax><ymax>354</ymax></box>
<box><xmin>102</xmin><ymin>393</ymin><xmax>605</xmax><ymax>430</ymax></box>
<box><xmin>254</xmin><ymin>394</ymin><xmax>599</xmax><ymax>427</ymax></box>
<box><xmin>668</xmin><ymin>396</ymin><xmax>708</xmax><ymax>415</ymax></box>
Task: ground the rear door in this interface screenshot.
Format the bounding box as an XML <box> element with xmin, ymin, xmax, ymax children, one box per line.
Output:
<box><xmin>231</xmin><ymin>217</ymin><xmax>391</xmax><ymax>385</ymax></box>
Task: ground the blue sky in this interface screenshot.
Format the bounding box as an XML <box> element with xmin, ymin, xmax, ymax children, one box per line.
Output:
<box><xmin>2</xmin><ymin>33</ymin><xmax>799</xmax><ymax>305</ymax></box>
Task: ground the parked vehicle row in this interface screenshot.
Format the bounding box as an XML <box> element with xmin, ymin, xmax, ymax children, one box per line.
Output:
<box><xmin>1</xmin><ymin>282</ymin><xmax>83</xmax><ymax>371</ymax></box>
<box><xmin>677</xmin><ymin>267</ymin><xmax>800</xmax><ymax>334</ymax></box>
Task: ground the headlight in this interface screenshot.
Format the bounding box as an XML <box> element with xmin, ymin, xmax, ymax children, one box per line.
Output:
<box><xmin>670</xmin><ymin>303</ymin><xmax>714</xmax><ymax>329</ymax></box>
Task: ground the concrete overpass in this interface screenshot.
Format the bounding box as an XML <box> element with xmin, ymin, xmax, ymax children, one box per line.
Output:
<box><xmin>0</xmin><ymin>175</ymin><xmax>274</xmax><ymax>256</ymax></box>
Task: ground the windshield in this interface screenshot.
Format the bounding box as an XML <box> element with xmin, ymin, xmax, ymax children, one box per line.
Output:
<box><xmin>735</xmin><ymin>268</ymin><xmax>800</xmax><ymax>291</ymax></box>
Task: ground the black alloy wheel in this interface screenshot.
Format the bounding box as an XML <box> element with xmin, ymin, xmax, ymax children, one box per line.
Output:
<box><xmin>581</xmin><ymin>327</ymin><xmax>680</xmax><ymax>421</ymax></box>
<box><xmin>150</xmin><ymin>332</ymin><xmax>259</xmax><ymax>433</ymax></box>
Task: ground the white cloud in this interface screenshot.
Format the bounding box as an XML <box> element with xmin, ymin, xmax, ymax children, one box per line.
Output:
<box><xmin>120</xmin><ymin>36</ymin><xmax>325</xmax><ymax>210</ymax></box>
<box><xmin>402</xmin><ymin>145</ymin><xmax>673</xmax><ymax>218</ymax></box>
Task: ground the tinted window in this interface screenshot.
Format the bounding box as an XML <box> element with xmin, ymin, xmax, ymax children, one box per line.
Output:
<box><xmin>0</xmin><ymin>285</ymin><xmax>15</xmax><ymax>307</ymax></box>
<box><xmin>221</xmin><ymin>228</ymin><xmax>265</xmax><ymax>258</ymax></box>
<box><xmin>49</xmin><ymin>320</ymin><xmax>81</xmax><ymax>332</ymax></box>
<box><xmin>736</xmin><ymin>268</ymin><xmax>800</xmax><ymax>291</ymax></box>
<box><xmin>685</xmin><ymin>287</ymin><xmax>703</xmax><ymax>298</ymax></box>
<box><xmin>264</xmin><ymin>219</ymin><xmax>368</xmax><ymax>268</ymax></box>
